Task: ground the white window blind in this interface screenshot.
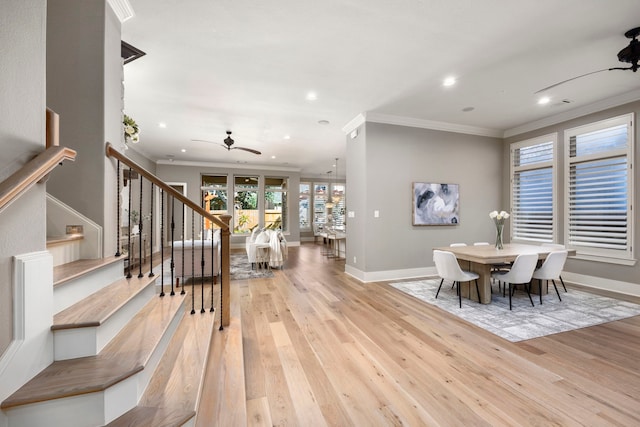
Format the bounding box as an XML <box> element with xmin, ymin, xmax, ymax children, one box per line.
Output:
<box><xmin>565</xmin><ymin>114</ymin><xmax>634</xmax><ymax>260</ymax></box>
<box><xmin>511</xmin><ymin>135</ymin><xmax>555</xmax><ymax>242</ymax></box>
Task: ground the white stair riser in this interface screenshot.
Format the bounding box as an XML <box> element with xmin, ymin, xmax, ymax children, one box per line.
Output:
<box><xmin>53</xmin><ymin>282</ymin><xmax>156</xmax><ymax>360</ymax></box>
<box><xmin>4</xmin><ymin>376</ymin><xmax>136</xmax><ymax>427</ymax></box>
<box><xmin>53</xmin><ymin>260</ymin><xmax>125</xmax><ymax>314</ymax></box>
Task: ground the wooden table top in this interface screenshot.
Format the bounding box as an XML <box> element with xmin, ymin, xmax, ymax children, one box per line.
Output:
<box><xmin>433</xmin><ymin>243</ymin><xmax>576</xmax><ymax>265</ymax></box>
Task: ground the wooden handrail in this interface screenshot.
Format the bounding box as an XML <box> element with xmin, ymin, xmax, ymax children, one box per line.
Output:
<box><xmin>105</xmin><ymin>142</ymin><xmax>229</xmax><ymax>231</ymax></box>
<box><xmin>0</xmin><ymin>146</ymin><xmax>76</xmax><ymax>214</ymax></box>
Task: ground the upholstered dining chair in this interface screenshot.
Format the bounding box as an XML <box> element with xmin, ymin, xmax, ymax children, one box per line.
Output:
<box><xmin>434</xmin><ymin>250</ymin><xmax>481</xmax><ymax>308</ymax></box>
<box><xmin>448</xmin><ymin>243</ymin><xmax>468</xmax><ymax>288</ymax></box>
<box><xmin>532</xmin><ymin>250</ymin><xmax>568</xmax><ymax>304</ymax></box>
<box><xmin>541</xmin><ymin>243</ymin><xmax>568</xmax><ymax>292</ymax></box>
<box><xmin>491</xmin><ymin>253</ymin><xmax>538</xmax><ymax>310</ymax></box>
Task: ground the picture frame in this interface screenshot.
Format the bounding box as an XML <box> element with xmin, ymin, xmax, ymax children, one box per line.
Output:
<box><xmin>412</xmin><ymin>182</ymin><xmax>460</xmax><ymax>226</ymax></box>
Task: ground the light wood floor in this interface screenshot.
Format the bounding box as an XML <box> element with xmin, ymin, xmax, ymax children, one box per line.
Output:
<box><xmin>204</xmin><ymin>243</ymin><xmax>640</xmax><ymax>426</ymax></box>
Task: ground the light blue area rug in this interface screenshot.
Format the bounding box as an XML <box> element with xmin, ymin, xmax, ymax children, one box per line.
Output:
<box><xmin>390</xmin><ymin>278</ymin><xmax>640</xmax><ymax>342</ymax></box>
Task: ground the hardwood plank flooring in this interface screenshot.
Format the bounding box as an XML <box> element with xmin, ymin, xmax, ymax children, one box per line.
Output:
<box><xmin>200</xmin><ymin>243</ymin><xmax>640</xmax><ymax>426</ymax></box>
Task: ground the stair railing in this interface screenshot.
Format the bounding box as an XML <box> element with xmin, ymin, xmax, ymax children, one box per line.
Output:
<box><xmin>105</xmin><ymin>142</ymin><xmax>231</xmax><ymax>328</ymax></box>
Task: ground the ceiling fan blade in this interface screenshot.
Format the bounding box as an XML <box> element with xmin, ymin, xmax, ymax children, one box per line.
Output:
<box><xmin>191</xmin><ymin>139</ymin><xmax>216</xmax><ymax>143</ymax></box>
<box><xmin>534</xmin><ymin>67</ymin><xmax>632</xmax><ymax>94</ymax></box>
<box><xmin>232</xmin><ymin>146</ymin><xmax>262</xmax><ymax>155</ymax></box>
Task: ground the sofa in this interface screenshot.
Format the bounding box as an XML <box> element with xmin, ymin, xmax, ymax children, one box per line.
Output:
<box><xmin>172</xmin><ymin>229</ymin><xmax>221</xmax><ymax>283</ymax></box>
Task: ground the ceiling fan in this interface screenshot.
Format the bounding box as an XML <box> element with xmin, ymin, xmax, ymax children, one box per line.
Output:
<box><xmin>193</xmin><ymin>131</ymin><xmax>262</xmax><ymax>155</ymax></box>
<box><xmin>535</xmin><ymin>26</ymin><xmax>640</xmax><ymax>94</ymax></box>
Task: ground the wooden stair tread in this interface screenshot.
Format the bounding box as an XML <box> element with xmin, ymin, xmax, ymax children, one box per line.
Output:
<box><xmin>53</xmin><ymin>274</ymin><xmax>155</xmax><ymax>329</ymax></box>
<box><xmin>54</xmin><ymin>256</ymin><xmax>122</xmax><ymax>287</ymax></box>
<box><xmin>110</xmin><ymin>288</ymin><xmax>217</xmax><ymax>427</ymax></box>
<box><xmin>1</xmin><ymin>294</ymin><xmax>185</xmax><ymax>409</ymax></box>
<box><xmin>46</xmin><ymin>234</ymin><xmax>83</xmax><ymax>247</ymax></box>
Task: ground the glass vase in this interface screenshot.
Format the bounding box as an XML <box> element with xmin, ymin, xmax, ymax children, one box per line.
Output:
<box><xmin>495</xmin><ymin>223</ymin><xmax>504</xmax><ymax>249</ymax></box>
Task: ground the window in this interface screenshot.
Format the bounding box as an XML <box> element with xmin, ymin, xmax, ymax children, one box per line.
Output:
<box><xmin>299</xmin><ymin>183</ymin><xmax>311</xmax><ymax>230</ymax></box>
<box><xmin>330</xmin><ymin>183</ymin><xmax>346</xmax><ymax>229</ymax></box>
<box><xmin>264</xmin><ymin>177</ymin><xmax>288</xmax><ymax>231</ymax></box>
<box><xmin>313</xmin><ymin>183</ymin><xmax>327</xmax><ymax>226</ymax></box>
<box><xmin>202</xmin><ymin>175</ymin><xmax>228</xmax><ymax>231</ymax></box>
<box><xmin>234</xmin><ymin>175</ymin><xmax>258</xmax><ymax>234</ymax></box>
<box><xmin>510</xmin><ymin>134</ymin><xmax>556</xmax><ymax>243</ymax></box>
<box><xmin>565</xmin><ymin>113</ymin><xmax>634</xmax><ymax>261</ymax></box>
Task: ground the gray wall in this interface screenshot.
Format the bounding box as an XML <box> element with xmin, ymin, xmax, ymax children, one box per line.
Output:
<box><xmin>0</xmin><ymin>0</ymin><xmax>48</xmax><ymax>355</ymax></box>
<box><xmin>46</xmin><ymin>0</ymin><xmax>122</xmax><ymax>256</ymax></box>
<box><xmin>156</xmin><ymin>163</ymin><xmax>301</xmax><ymax>245</ymax></box>
<box><xmin>347</xmin><ymin>122</ymin><xmax>504</xmax><ymax>273</ymax></box>
<box><xmin>505</xmin><ymin>100</ymin><xmax>640</xmax><ymax>287</ymax></box>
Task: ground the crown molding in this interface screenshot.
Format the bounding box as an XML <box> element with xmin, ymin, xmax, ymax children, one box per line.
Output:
<box><xmin>107</xmin><ymin>0</ymin><xmax>135</xmax><ymax>23</ymax></box>
<box><xmin>365</xmin><ymin>112</ymin><xmax>503</xmax><ymax>138</ymax></box>
<box><xmin>156</xmin><ymin>159</ymin><xmax>302</xmax><ymax>172</ymax></box>
<box><xmin>342</xmin><ymin>113</ymin><xmax>366</xmax><ymax>135</ymax></box>
<box><xmin>504</xmin><ymin>88</ymin><xmax>640</xmax><ymax>138</ymax></box>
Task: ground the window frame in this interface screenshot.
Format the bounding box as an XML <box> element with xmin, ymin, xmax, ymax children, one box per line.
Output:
<box><xmin>264</xmin><ymin>176</ymin><xmax>288</xmax><ymax>231</ymax></box>
<box><xmin>563</xmin><ymin>113</ymin><xmax>635</xmax><ymax>263</ymax></box>
<box><xmin>510</xmin><ymin>133</ymin><xmax>558</xmax><ymax>244</ymax></box>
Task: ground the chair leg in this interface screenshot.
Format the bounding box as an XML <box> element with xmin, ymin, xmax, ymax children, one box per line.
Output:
<box><xmin>475</xmin><ymin>279</ymin><xmax>481</xmax><ymax>304</ymax></box>
<box><xmin>525</xmin><ymin>282</ymin><xmax>535</xmax><ymax>307</ymax></box>
<box><xmin>508</xmin><ymin>283</ymin><xmax>512</xmax><ymax>310</ymax></box>
<box><xmin>559</xmin><ymin>275</ymin><xmax>567</xmax><ymax>292</ymax></box>
<box><xmin>552</xmin><ymin>279</ymin><xmax>562</xmax><ymax>301</ymax></box>
<box><xmin>435</xmin><ymin>278</ymin><xmax>444</xmax><ymax>299</ymax></box>
<box><xmin>458</xmin><ymin>282</ymin><xmax>462</xmax><ymax>308</ymax></box>
<box><xmin>539</xmin><ymin>279</ymin><xmax>543</xmax><ymax>305</ymax></box>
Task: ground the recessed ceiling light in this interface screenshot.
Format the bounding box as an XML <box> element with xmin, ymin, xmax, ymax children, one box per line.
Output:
<box><xmin>159</xmin><ymin>122</ymin><xmax>167</xmax><ymax>128</ymax></box>
<box><xmin>283</xmin><ymin>135</ymin><xmax>290</xmax><ymax>140</ymax></box>
<box><xmin>181</xmin><ymin>148</ymin><xmax>186</xmax><ymax>153</ymax></box>
<box><xmin>318</xmin><ymin>120</ymin><xmax>330</xmax><ymax>125</ymax></box>
<box><xmin>443</xmin><ymin>76</ymin><xmax>456</xmax><ymax>87</ymax></box>
<box><xmin>538</xmin><ymin>96</ymin><xmax>551</xmax><ymax>105</ymax></box>
<box><xmin>306</xmin><ymin>92</ymin><xmax>318</xmax><ymax>101</ymax></box>
<box><xmin>271</xmin><ymin>155</ymin><xmax>276</xmax><ymax>159</ymax></box>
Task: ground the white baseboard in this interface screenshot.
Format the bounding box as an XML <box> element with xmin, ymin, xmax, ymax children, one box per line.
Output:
<box><xmin>345</xmin><ymin>265</ymin><xmax>437</xmax><ymax>283</ymax></box>
<box><xmin>561</xmin><ymin>272</ymin><xmax>640</xmax><ymax>297</ymax></box>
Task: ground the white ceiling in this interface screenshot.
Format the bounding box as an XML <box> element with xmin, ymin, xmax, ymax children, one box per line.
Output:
<box><xmin>121</xmin><ymin>0</ymin><xmax>640</xmax><ymax>178</ymax></box>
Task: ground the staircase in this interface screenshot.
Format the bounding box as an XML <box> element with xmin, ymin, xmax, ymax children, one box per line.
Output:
<box><xmin>0</xmin><ymin>256</ymin><xmax>219</xmax><ymax>427</ymax></box>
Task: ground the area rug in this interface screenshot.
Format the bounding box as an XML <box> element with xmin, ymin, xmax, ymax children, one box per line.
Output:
<box><xmin>230</xmin><ymin>253</ymin><xmax>274</xmax><ymax>280</ymax></box>
<box><xmin>160</xmin><ymin>253</ymin><xmax>273</xmax><ymax>283</ymax></box>
<box><xmin>390</xmin><ymin>278</ymin><xmax>640</xmax><ymax>342</ymax></box>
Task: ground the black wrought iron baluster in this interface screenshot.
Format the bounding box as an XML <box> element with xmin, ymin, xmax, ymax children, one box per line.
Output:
<box><xmin>148</xmin><ymin>182</ymin><xmax>155</xmax><ymax>277</ymax></box>
<box><xmin>214</xmin><ymin>224</ymin><xmax>220</xmax><ymax>311</ymax></box>
<box><xmin>126</xmin><ymin>167</ymin><xmax>133</xmax><ymax>279</ymax></box>
<box><xmin>160</xmin><ymin>189</ymin><xmax>165</xmax><ymax>297</ymax></box>
<box><xmin>115</xmin><ymin>160</ymin><xmax>121</xmax><ymax>257</ymax></box>
<box><xmin>201</xmin><ymin>215</ymin><xmax>205</xmax><ymax>313</ymax></box>
<box><xmin>138</xmin><ymin>174</ymin><xmax>144</xmax><ymax>278</ymax></box>
<box><xmin>180</xmin><ymin>202</ymin><xmax>185</xmax><ymax>295</ymax></box>
<box><xmin>170</xmin><ymin>196</ymin><xmax>175</xmax><ymax>296</ymax></box>
<box><xmin>191</xmin><ymin>210</ymin><xmax>195</xmax><ymax>314</ymax></box>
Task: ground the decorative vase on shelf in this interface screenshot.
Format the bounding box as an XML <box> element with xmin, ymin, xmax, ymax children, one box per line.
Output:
<box><xmin>495</xmin><ymin>223</ymin><xmax>504</xmax><ymax>249</ymax></box>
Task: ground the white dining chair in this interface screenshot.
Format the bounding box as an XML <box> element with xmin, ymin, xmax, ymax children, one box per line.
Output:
<box><xmin>532</xmin><ymin>250</ymin><xmax>568</xmax><ymax>304</ymax></box>
<box><xmin>450</xmin><ymin>243</ymin><xmax>467</xmax><ymax>247</ymax></box>
<box><xmin>491</xmin><ymin>253</ymin><xmax>538</xmax><ymax>310</ymax></box>
<box><xmin>473</xmin><ymin>242</ymin><xmax>490</xmax><ymax>246</ymax></box>
<box><xmin>434</xmin><ymin>250</ymin><xmax>481</xmax><ymax>308</ymax></box>
<box><xmin>541</xmin><ymin>243</ymin><xmax>568</xmax><ymax>292</ymax></box>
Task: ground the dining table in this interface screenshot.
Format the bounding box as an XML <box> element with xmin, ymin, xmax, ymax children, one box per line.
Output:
<box><xmin>432</xmin><ymin>243</ymin><xmax>576</xmax><ymax>304</ymax></box>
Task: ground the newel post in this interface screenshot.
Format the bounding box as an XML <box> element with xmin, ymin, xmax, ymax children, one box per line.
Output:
<box><xmin>220</xmin><ymin>214</ymin><xmax>232</xmax><ymax>328</ymax></box>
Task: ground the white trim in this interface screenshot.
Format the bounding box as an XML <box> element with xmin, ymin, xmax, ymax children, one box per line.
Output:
<box><xmin>504</xmin><ymin>89</ymin><xmax>640</xmax><ymax>138</ymax></box>
<box><xmin>107</xmin><ymin>0</ymin><xmax>135</xmax><ymax>22</ymax></box>
<box><xmin>157</xmin><ymin>159</ymin><xmax>302</xmax><ymax>172</ymax></box>
<box><xmin>342</xmin><ymin>113</ymin><xmax>366</xmax><ymax>135</ymax></box>
<box><xmin>365</xmin><ymin>112</ymin><xmax>503</xmax><ymax>138</ymax></box>
<box><xmin>345</xmin><ymin>265</ymin><xmax>438</xmax><ymax>283</ymax></box>
<box><xmin>561</xmin><ymin>272</ymin><xmax>640</xmax><ymax>298</ymax></box>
